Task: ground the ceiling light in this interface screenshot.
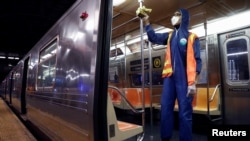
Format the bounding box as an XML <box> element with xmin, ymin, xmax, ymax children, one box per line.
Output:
<box><xmin>113</xmin><ymin>0</ymin><xmax>126</xmax><ymax>6</ymax></box>
<box><xmin>190</xmin><ymin>10</ymin><xmax>250</xmax><ymax>37</ymax></box>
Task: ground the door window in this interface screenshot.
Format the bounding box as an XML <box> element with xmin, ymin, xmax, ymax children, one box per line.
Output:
<box><xmin>225</xmin><ymin>37</ymin><xmax>250</xmax><ymax>83</ymax></box>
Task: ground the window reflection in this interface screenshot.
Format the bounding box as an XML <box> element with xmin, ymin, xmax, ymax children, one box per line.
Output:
<box><xmin>226</xmin><ymin>39</ymin><xmax>249</xmax><ymax>81</ymax></box>
<box><xmin>37</xmin><ymin>41</ymin><xmax>57</xmax><ymax>87</ymax></box>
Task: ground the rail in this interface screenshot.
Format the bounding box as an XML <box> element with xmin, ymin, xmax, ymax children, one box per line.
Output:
<box><xmin>192</xmin><ymin>85</ymin><xmax>221</xmax><ymax>115</ymax></box>
<box><xmin>107</xmin><ymin>87</ymin><xmax>143</xmax><ymax>141</ymax></box>
<box><xmin>154</xmin><ymin>86</ymin><xmax>222</xmax><ymax>116</ymax></box>
<box><xmin>209</xmin><ymin>84</ymin><xmax>221</xmax><ymax>102</ymax></box>
<box><xmin>108</xmin><ymin>86</ymin><xmax>144</xmax><ymax>114</ymax></box>
<box><xmin>207</xmin><ymin>83</ymin><xmax>222</xmax><ymax>122</ymax></box>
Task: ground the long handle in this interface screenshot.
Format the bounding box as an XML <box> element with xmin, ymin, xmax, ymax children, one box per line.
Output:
<box><xmin>137</xmin><ymin>1</ymin><xmax>146</xmax><ymax>141</ymax></box>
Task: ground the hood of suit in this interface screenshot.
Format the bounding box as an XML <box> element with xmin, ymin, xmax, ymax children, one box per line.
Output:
<box><xmin>173</xmin><ymin>8</ymin><xmax>190</xmax><ymax>38</ymax></box>
<box><xmin>179</xmin><ymin>8</ymin><xmax>189</xmax><ymax>31</ymax></box>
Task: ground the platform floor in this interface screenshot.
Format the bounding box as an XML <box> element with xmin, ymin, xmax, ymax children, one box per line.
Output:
<box><xmin>0</xmin><ymin>98</ymin><xmax>37</xmax><ymax>141</ymax></box>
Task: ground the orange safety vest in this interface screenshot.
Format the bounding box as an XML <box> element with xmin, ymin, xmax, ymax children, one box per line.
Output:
<box><xmin>162</xmin><ymin>32</ymin><xmax>197</xmax><ymax>85</ymax></box>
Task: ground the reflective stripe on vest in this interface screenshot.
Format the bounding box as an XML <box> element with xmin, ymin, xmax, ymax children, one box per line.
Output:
<box><xmin>162</xmin><ymin>32</ymin><xmax>197</xmax><ymax>85</ymax></box>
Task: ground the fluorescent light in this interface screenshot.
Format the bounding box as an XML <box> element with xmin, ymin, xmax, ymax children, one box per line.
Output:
<box><xmin>41</xmin><ymin>54</ymin><xmax>52</xmax><ymax>59</ymax></box>
<box><xmin>227</xmin><ymin>51</ymin><xmax>248</xmax><ymax>56</ymax></box>
<box><xmin>155</xmin><ymin>27</ymin><xmax>173</xmax><ymax>33</ymax></box>
<box><xmin>110</xmin><ymin>27</ymin><xmax>172</xmax><ymax>54</ymax></box>
<box><xmin>51</xmin><ymin>49</ymin><xmax>57</xmax><ymax>54</ymax></box>
<box><xmin>8</xmin><ymin>57</ymin><xmax>14</xmax><ymax>60</ymax></box>
<box><xmin>110</xmin><ymin>43</ymin><xmax>125</xmax><ymax>50</ymax></box>
<box><xmin>190</xmin><ymin>10</ymin><xmax>250</xmax><ymax>37</ymax></box>
<box><xmin>113</xmin><ymin>0</ymin><xmax>126</xmax><ymax>6</ymax></box>
<box><xmin>126</xmin><ymin>36</ymin><xmax>148</xmax><ymax>45</ymax></box>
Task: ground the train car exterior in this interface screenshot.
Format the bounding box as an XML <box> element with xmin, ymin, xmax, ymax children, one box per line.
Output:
<box><xmin>1</xmin><ymin>0</ymin><xmax>250</xmax><ymax>141</ymax></box>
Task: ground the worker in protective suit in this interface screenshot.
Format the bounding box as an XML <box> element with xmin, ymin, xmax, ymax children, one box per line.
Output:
<box><xmin>136</xmin><ymin>7</ymin><xmax>202</xmax><ymax>141</ymax></box>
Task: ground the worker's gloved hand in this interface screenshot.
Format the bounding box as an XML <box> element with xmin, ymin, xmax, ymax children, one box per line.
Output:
<box><xmin>187</xmin><ymin>83</ymin><xmax>196</xmax><ymax>97</ymax></box>
<box><xmin>136</xmin><ymin>6</ymin><xmax>152</xmax><ymax>18</ymax></box>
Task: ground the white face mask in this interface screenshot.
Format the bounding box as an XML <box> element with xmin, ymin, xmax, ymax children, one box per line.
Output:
<box><xmin>171</xmin><ymin>16</ymin><xmax>180</xmax><ymax>26</ymax></box>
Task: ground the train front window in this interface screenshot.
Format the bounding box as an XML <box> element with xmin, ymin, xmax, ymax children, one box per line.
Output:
<box><xmin>226</xmin><ymin>38</ymin><xmax>250</xmax><ymax>82</ymax></box>
<box><xmin>37</xmin><ymin>40</ymin><xmax>57</xmax><ymax>88</ymax></box>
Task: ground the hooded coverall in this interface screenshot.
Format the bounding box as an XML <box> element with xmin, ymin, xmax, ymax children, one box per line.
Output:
<box><xmin>145</xmin><ymin>9</ymin><xmax>202</xmax><ymax>141</ymax></box>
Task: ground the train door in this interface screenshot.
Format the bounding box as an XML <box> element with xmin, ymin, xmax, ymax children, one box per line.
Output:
<box><xmin>218</xmin><ymin>27</ymin><xmax>250</xmax><ymax>124</ymax></box>
<box><xmin>8</xmin><ymin>72</ymin><xmax>14</xmax><ymax>104</ymax></box>
<box><xmin>3</xmin><ymin>79</ymin><xmax>7</xmax><ymax>99</ymax></box>
<box><xmin>21</xmin><ymin>57</ymin><xmax>29</xmax><ymax>114</ymax></box>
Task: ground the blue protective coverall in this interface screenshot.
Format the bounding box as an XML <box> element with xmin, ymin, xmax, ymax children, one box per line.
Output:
<box><xmin>145</xmin><ymin>9</ymin><xmax>202</xmax><ymax>141</ymax></box>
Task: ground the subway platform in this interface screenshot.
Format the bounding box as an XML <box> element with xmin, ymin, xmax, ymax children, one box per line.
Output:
<box><xmin>0</xmin><ymin>98</ymin><xmax>36</xmax><ymax>141</ymax></box>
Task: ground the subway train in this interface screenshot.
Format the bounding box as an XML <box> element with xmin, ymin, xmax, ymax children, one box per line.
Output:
<box><xmin>1</xmin><ymin>0</ymin><xmax>250</xmax><ymax>141</ymax></box>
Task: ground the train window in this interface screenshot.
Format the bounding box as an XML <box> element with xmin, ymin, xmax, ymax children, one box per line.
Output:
<box><xmin>109</xmin><ymin>67</ymin><xmax>119</xmax><ymax>83</ymax></box>
<box><xmin>13</xmin><ymin>71</ymin><xmax>21</xmax><ymax>92</ymax></box>
<box><xmin>130</xmin><ymin>72</ymin><xmax>148</xmax><ymax>86</ymax></box>
<box><xmin>152</xmin><ymin>71</ymin><xmax>163</xmax><ymax>85</ymax></box>
<box><xmin>37</xmin><ymin>40</ymin><xmax>57</xmax><ymax>88</ymax></box>
<box><xmin>110</xmin><ymin>48</ymin><xmax>123</xmax><ymax>58</ymax></box>
<box><xmin>130</xmin><ymin>71</ymin><xmax>163</xmax><ymax>86</ymax></box>
<box><xmin>197</xmin><ymin>49</ymin><xmax>207</xmax><ymax>84</ymax></box>
<box><xmin>226</xmin><ymin>38</ymin><xmax>250</xmax><ymax>82</ymax></box>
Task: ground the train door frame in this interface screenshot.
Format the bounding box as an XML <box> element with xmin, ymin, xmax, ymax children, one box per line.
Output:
<box><xmin>218</xmin><ymin>26</ymin><xmax>250</xmax><ymax>124</ymax></box>
<box><xmin>93</xmin><ymin>0</ymin><xmax>112</xmax><ymax>140</ymax></box>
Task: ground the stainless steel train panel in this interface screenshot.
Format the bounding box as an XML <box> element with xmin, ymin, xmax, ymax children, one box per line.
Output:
<box><xmin>199</xmin><ymin>35</ymin><xmax>221</xmax><ymax>86</ymax></box>
<box><xmin>125</xmin><ymin>50</ymin><xmax>165</xmax><ymax>88</ymax></box>
<box><xmin>6</xmin><ymin>0</ymin><xmax>112</xmax><ymax>140</ymax></box>
<box><xmin>219</xmin><ymin>27</ymin><xmax>250</xmax><ymax>124</ymax></box>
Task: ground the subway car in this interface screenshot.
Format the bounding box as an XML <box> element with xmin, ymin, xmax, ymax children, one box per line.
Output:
<box><xmin>1</xmin><ymin>0</ymin><xmax>250</xmax><ymax>141</ymax></box>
